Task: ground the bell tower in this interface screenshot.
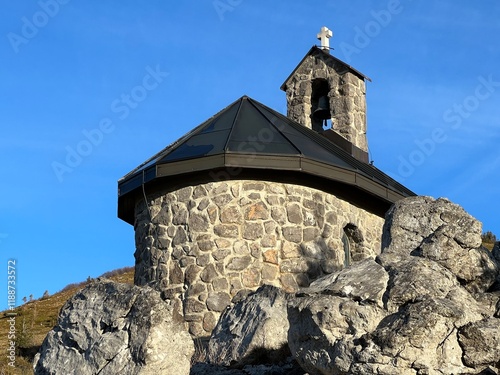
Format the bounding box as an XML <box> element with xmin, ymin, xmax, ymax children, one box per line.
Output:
<box><xmin>280</xmin><ymin>26</ymin><xmax>370</xmax><ymax>157</ymax></box>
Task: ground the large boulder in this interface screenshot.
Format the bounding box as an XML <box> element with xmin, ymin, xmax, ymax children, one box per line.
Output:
<box><xmin>34</xmin><ymin>279</ymin><xmax>194</xmax><ymax>375</ymax></box>
<box><xmin>459</xmin><ymin>317</ymin><xmax>500</xmax><ymax>368</ymax></box>
<box><xmin>207</xmin><ymin>285</ymin><xmax>290</xmax><ymax>367</ymax></box>
<box><xmin>285</xmin><ymin>196</ymin><xmax>500</xmax><ymax>375</ymax></box>
<box><xmin>288</xmin><ymin>259</ymin><xmax>388</xmax><ymax>375</ymax></box>
<box><xmin>380</xmin><ymin>196</ymin><xmax>498</xmax><ymax>293</ymax></box>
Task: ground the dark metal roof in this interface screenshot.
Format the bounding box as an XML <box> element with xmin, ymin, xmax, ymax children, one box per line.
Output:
<box><xmin>280</xmin><ymin>46</ymin><xmax>372</xmax><ymax>92</ymax></box>
<box><xmin>118</xmin><ymin>95</ymin><xmax>415</xmax><ymax>224</ymax></box>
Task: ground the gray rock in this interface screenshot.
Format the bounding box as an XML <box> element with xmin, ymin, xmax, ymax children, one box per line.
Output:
<box><xmin>288</xmin><ymin>259</ymin><xmax>388</xmax><ymax>375</ymax></box>
<box><xmin>305</xmin><ymin>258</ymin><xmax>388</xmax><ymax>308</ymax></box>
<box><xmin>206</xmin><ymin>292</ymin><xmax>232</xmax><ymax>312</ymax></box>
<box><xmin>382</xmin><ymin>196</ymin><xmax>482</xmax><ymax>255</ymax></box>
<box><xmin>207</xmin><ymin>285</ymin><xmax>290</xmax><ymax>367</ymax></box>
<box><xmin>381</xmin><ymin>196</ymin><xmax>498</xmax><ymax>293</ymax></box>
<box><xmin>34</xmin><ymin>279</ymin><xmax>194</xmax><ymax>375</ymax></box>
<box><xmin>459</xmin><ymin>317</ymin><xmax>500</xmax><ymax>368</ymax></box>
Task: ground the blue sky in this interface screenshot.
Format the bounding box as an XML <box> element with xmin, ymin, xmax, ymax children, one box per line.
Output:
<box><xmin>1</xmin><ymin>1</ymin><xmax>499</xmax><ymax>308</ymax></box>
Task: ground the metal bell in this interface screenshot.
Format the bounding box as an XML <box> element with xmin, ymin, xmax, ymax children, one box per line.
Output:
<box><xmin>313</xmin><ymin>95</ymin><xmax>331</xmax><ymax>120</ymax></box>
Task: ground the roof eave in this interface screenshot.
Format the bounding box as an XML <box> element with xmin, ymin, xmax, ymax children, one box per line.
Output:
<box><xmin>117</xmin><ymin>153</ymin><xmax>414</xmax><ymax>224</ymax></box>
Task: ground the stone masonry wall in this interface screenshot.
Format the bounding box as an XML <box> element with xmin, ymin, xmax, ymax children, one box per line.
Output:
<box><xmin>134</xmin><ymin>180</ymin><xmax>383</xmax><ymax>336</ymax></box>
<box><xmin>285</xmin><ymin>49</ymin><xmax>368</xmax><ymax>152</ymax></box>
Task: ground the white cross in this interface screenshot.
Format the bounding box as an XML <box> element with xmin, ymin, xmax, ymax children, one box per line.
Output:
<box><xmin>317</xmin><ymin>26</ymin><xmax>333</xmax><ymax>51</ymax></box>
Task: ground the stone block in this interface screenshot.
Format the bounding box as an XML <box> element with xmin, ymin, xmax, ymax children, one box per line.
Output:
<box><xmin>325</xmin><ymin>211</ymin><xmax>338</xmax><ymax>226</ymax></box>
<box><xmin>261</xmin><ymin>234</ymin><xmax>277</xmax><ymax>248</ymax></box>
<box><xmin>243</xmin><ymin>222</ymin><xmax>264</xmax><ymax>240</ymax></box>
<box><xmin>230</xmin><ymin>183</ymin><xmax>240</xmax><ymax>198</ymax></box>
<box><xmin>244</xmin><ymin>202</ymin><xmax>269</xmax><ymax>220</ymax></box>
<box><xmin>248</xmin><ymin>192</ymin><xmax>261</xmax><ymax>200</ymax></box>
<box><xmin>187</xmin><ymin>283</ymin><xmax>206</xmax><ymax>297</ymax></box>
<box><xmin>172</xmin><ymin>227</ymin><xmax>188</xmax><ymax>246</ymax></box>
<box><xmin>212</xmin><ymin>277</ymin><xmax>229</xmax><ymax>292</ymax></box>
<box><xmin>200</xmin><ymin>264</ymin><xmax>218</xmax><ymax>283</ymax></box>
<box><xmin>230</xmin><ymin>278</ymin><xmax>244</xmax><ymax>296</ymax></box>
<box><xmin>242</xmin><ymin>268</ymin><xmax>261</xmax><ymax>288</ymax></box>
<box><xmin>185</xmin><ymin>298</ymin><xmax>205</xmax><ymax>314</ymax></box>
<box><xmin>203</xmin><ymin>312</ymin><xmax>218</xmax><ymax>333</ymax></box>
<box><xmin>263</xmin><ymin>250</ymin><xmax>279</xmax><ymax>265</ymax></box>
<box><xmin>192</xmin><ymin>185</ymin><xmax>208</xmax><ymax>199</ymax></box>
<box><xmin>172</xmin><ymin>203</ymin><xmax>188</xmax><ymax>225</ymax></box>
<box><xmin>167</xmin><ymin>225</ymin><xmax>176</xmax><ymax>237</ymax></box>
<box><xmin>188</xmin><ymin>322</ymin><xmax>205</xmax><ymax>337</ymax></box>
<box><xmin>281</xmin><ymin>241</ymin><xmax>301</xmax><ymax>259</ymax></box>
<box><xmin>233</xmin><ymin>240</ymin><xmax>250</xmax><ymax>255</ymax></box>
<box><xmin>213</xmin><ymin>193</ymin><xmax>233</xmax><ymax>207</ymax></box>
<box><xmin>250</xmin><ymin>243</ymin><xmax>261</xmax><ymax>259</ymax></box>
<box><xmin>220</xmin><ymin>206</ymin><xmax>242</xmax><ymax>223</ymax></box>
<box><xmin>243</xmin><ymin>182</ymin><xmax>265</xmax><ymax>191</ymax></box>
<box><xmin>264</xmin><ymin>221</ymin><xmax>278</xmax><ymax>235</ymax></box>
<box><xmin>262</xmin><ymin>264</ymin><xmax>279</xmax><ymax>281</ymax></box>
<box><xmin>213</xmin><ymin>249</ymin><xmax>230</xmax><ymax>261</ymax></box>
<box><xmin>152</xmin><ymin>204</ymin><xmax>171</xmax><ymax>224</ymax></box>
<box><xmin>282</xmin><ymin>226</ymin><xmax>302</xmax><ymax>243</ymax></box>
<box><xmin>266</xmin><ymin>194</ymin><xmax>284</xmax><ymax>205</ymax></box>
<box><xmin>215</xmin><ymin>238</ymin><xmax>231</xmax><ymax>248</ymax></box>
<box><xmin>176</xmin><ymin>186</ymin><xmax>193</xmax><ymax>202</ymax></box>
<box><xmin>322</xmin><ymin>223</ymin><xmax>333</xmax><ymax>238</ymax></box>
<box><xmin>156</xmin><ymin>236</ymin><xmax>171</xmax><ymax>250</ymax></box>
<box><xmin>286</xmin><ymin>203</ymin><xmax>303</xmax><ymax>224</ymax></box>
<box><xmin>303</xmin><ymin>227</ymin><xmax>320</xmax><ymax>242</ymax></box>
<box><xmin>207</xmin><ymin>205</ymin><xmax>218</xmax><ymax>224</ymax></box>
<box><xmin>185</xmin><ymin>264</ymin><xmax>202</xmax><ymax>284</ymax></box>
<box><xmin>271</xmin><ymin>206</ymin><xmax>287</xmax><ymax>225</ymax></box>
<box><xmin>189</xmin><ymin>212</ymin><xmax>209</xmax><ymax>232</ymax></box>
<box><xmin>227</xmin><ymin>256</ymin><xmax>252</xmax><ymax>271</ymax></box>
<box><xmin>196</xmin><ymin>254</ymin><xmax>211</xmax><ymax>267</ymax></box>
<box><xmin>213</xmin><ymin>182</ymin><xmax>229</xmax><ymax>195</ymax></box>
<box><xmin>169</xmin><ymin>262</ymin><xmax>183</xmax><ymax>284</ymax></box>
<box><xmin>280</xmin><ymin>259</ymin><xmax>309</xmax><ymax>273</ymax></box>
<box><xmin>280</xmin><ymin>273</ymin><xmax>299</xmax><ymax>293</ymax></box>
<box><xmin>206</xmin><ymin>292</ymin><xmax>231</xmax><ymax>312</ymax></box>
<box><xmin>214</xmin><ymin>224</ymin><xmax>239</xmax><ymax>238</ymax></box>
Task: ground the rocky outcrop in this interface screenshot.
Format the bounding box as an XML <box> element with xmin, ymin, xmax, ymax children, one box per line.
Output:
<box><xmin>380</xmin><ymin>196</ymin><xmax>497</xmax><ymax>293</ymax></box>
<box><xmin>206</xmin><ymin>196</ymin><xmax>500</xmax><ymax>374</ymax></box>
<box><xmin>34</xmin><ymin>197</ymin><xmax>500</xmax><ymax>374</ymax></box>
<box><xmin>34</xmin><ymin>279</ymin><xmax>194</xmax><ymax>375</ymax></box>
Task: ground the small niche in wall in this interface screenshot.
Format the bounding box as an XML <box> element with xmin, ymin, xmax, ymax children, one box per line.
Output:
<box><xmin>343</xmin><ymin>223</ymin><xmax>364</xmax><ymax>266</ymax></box>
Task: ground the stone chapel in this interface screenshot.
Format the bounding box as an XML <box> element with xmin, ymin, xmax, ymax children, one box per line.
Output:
<box><xmin>117</xmin><ymin>27</ymin><xmax>415</xmax><ymax>336</ymax></box>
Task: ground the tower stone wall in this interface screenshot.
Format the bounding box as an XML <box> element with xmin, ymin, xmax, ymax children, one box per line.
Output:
<box><xmin>133</xmin><ymin>179</ymin><xmax>383</xmax><ymax>336</ymax></box>
<box><xmin>284</xmin><ymin>49</ymin><xmax>368</xmax><ymax>152</ymax></box>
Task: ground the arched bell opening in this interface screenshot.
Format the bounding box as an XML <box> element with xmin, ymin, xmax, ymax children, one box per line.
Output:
<box><xmin>311</xmin><ymin>79</ymin><xmax>331</xmax><ymax>132</ymax></box>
